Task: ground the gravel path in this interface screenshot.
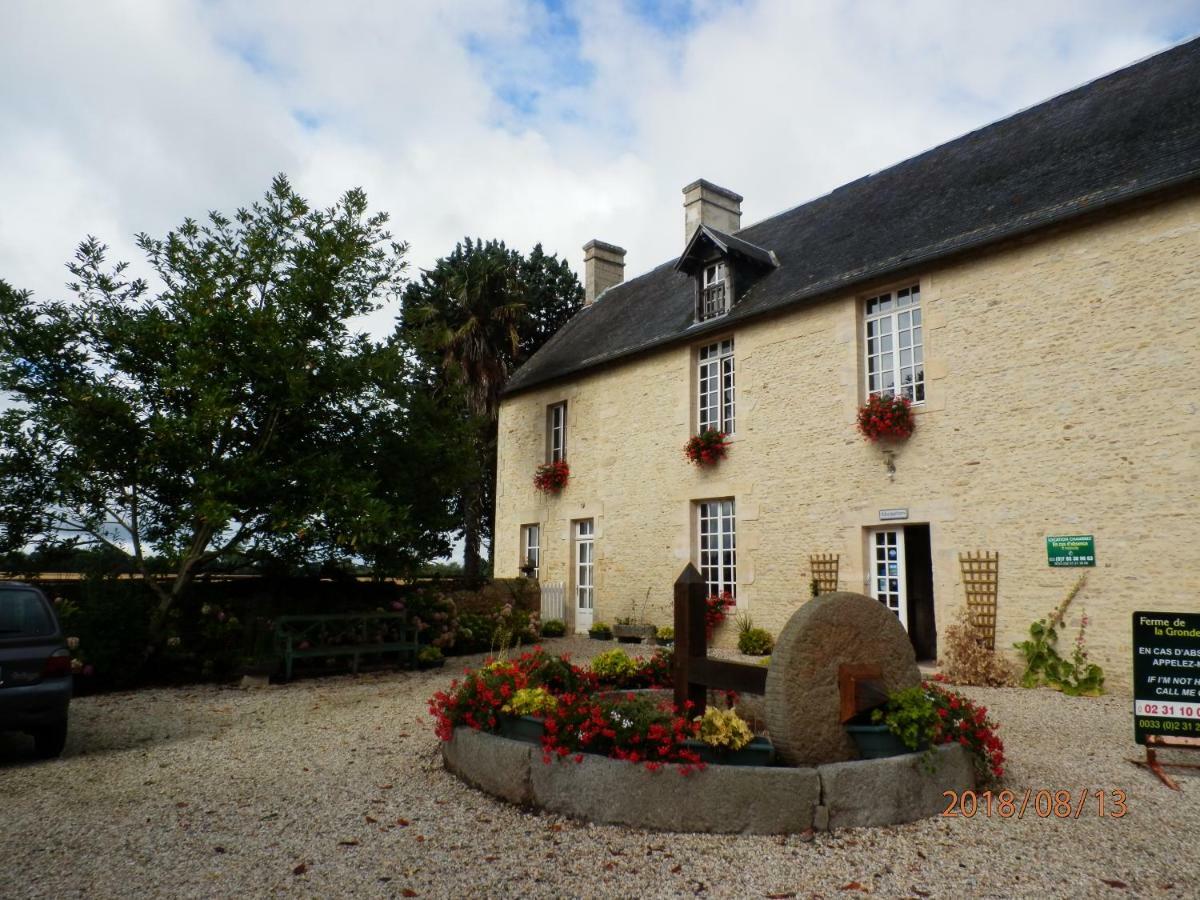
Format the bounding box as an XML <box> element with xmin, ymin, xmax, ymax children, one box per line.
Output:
<box><xmin>1</xmin><ymin>638</ymin><xmax>1196</xmax><ymax>899</ymax></box>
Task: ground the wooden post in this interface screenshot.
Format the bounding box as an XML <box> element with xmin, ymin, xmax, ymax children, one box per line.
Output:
<box><xmin>673</xmin><ymin>563</ymin><xmax>708</xmax><ymax>715</ymax></box>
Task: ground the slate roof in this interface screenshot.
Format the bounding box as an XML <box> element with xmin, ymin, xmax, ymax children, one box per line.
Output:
<box><xmin>505</xmin><ymin>37</ymin><xmax>1200</xmax><ymax>396</ymax></box>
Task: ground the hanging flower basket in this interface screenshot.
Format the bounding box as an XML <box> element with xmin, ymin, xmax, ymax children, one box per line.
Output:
<box><xmin>857</xmin><ymin>393</ymin><xmax>915</xmax><ymax>442</ymax></box>
<box><xmin>533</xmin><ymin>459</ymin><xmax>570</xmax><ymax>494</ymax></box>
<box><xmin>684</xmin><ymin>429</ymin><xmax>730</xmax><ymax>466</ymax></box>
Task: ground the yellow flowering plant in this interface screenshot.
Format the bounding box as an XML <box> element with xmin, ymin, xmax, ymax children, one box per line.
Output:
<box><xmin>694</xmin><ymin>707</ymin><xmax>754</xmax><ymax>751</ymax></box>
<box><xmin>501</xmin><ymin>686</ymin><xmax>558</xmax><ymax>717</ymax></box>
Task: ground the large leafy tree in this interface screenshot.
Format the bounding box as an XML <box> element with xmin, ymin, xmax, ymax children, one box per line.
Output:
<box><xmin>0</xmin><ymin>176</ymin><xmax>442</xmax><ymax>647</ymax></box>
<box><xmin>400</xmin><ymin>239</ymin><xmax>582</xmax><ymax>582</ymax></box>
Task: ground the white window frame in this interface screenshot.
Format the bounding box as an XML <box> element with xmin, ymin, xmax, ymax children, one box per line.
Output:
<box><xmin>864</xmin><ymin>284</ymin><xmax>925</xmax><ymax>403</ymax></box>
<box><xmin>697</xmin><ymin>338</ymin><xmax>735</xmax><ymax>435</ymax></box>
<box><xmin>697</xmin><ymin>499</ymin><xmax>736</xmax><ymax>599</ymax></box>
<box><xmin>574</xmin><ymin>519</ymin><xmax>594</xmax><ymax>628</ymax></box>
<box><xmin>548</xmin><ymin>402</ymin><xmax>567</xmax><ymax>462</ymax></box>
<box><xmin>699</xmin><ymin>261</ymin><xmax>729</xmax><ymax>321</ymax></box>
<box><xmin>521</xmin><ymin>524</ymin><xmax>540</xmax><ymax>579</ymax></box>
<box><xmin>870</xmin><ymin>528</ymin><xmax>908</xmax><ymax>630</ymax></box>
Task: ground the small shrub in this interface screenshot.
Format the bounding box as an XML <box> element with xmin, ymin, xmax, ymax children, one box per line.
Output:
<box><xmin>940</xmin><ymin>606</ymin><xmax>1015</xmax><ymax>686</ymax></box>
<box><xmin>540</xmin><ymin>619</ymin><xmax>566</xmax><ymax>638</ymax></box>
<box><xmin>588</xmin><ymin>621</ymin><xmax>612</xmax><ymax>639</ymax></box>
<box><xmin>417</xmin><ymin>645</ymin><xmax>444</xmax><ymax>665</ymax></box>
<box><xmin>655</xmin><ymin>625</ymin><xmax>674</xmax><ymax>642</ymax></box>
<box><xmin>738</xmin><ymin>627</ymin><xmax>774</xmax><ymax>656</ymax></box>
<box><xmin>1013</xmin><ymin>575</ymin><xmax>1104</xmax><ymax>696</ymax></box>
<box><xmin>695</xmin><ymin>707</ymin><xmax>754</xmax><ymax>751</ymax></box>
<box><xmin>502</xmin><ymin>686</ymin><xmax>558</xmax><ymax>717</ymax></box>
<box><xmin>734</xmin><ymin>614</ymin><xmax>772</xmax><ymax>655</ymax></box>
<box><xmin>591</xmin><ymin>648</ymin><xmax>639</xmax><ymax>681</ymax></box>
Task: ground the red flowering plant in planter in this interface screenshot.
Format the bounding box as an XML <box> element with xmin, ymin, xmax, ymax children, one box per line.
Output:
<box><xmin>857</xmin><ymin>393</ymin><xmax>915</xmax><ymax>442</ymax></box>
<box><xmin>704</xmin><ymin>592</ymin><xmax>734</xmax><ymax>639</ymax></box>
<box><xmin>684</xmin><ymin>429</ymin><xmax>730</xmax><ymax>466</ymax></box>
<box><xmin>533</xmin><ymin>459</ymin><xmax>570</xmax><ymax>494</ymax></box>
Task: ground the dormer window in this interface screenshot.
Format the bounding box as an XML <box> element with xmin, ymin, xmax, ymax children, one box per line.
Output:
<box><xmin>676</xmin><ymin>224</ymin><xmax>777</xmax><ymax>325</ymax></box>
<box><xmin>700</xmin><ymin>262</ymin><xmax>728</xmax><ymax>321</ymax></box>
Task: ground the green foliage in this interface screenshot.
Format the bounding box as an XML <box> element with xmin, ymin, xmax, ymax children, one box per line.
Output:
<box><xmin>655</xmin><ymin>625</ymin><xmax>674</xmax><ymax>642</ymax></box>
<box><xmin>871</xmin><ymin>686</ymin><xmax>939</xmax><ymax>752</ymax></box>
<box><xmin>398</xmin><ymin>238</ymin><xmax>582</xmax><ymax>580</ymax></box>
<box><xmin>417</xmin><ymin>645</ymin><xmax>444</xmax><ymax>665</ymax></box>
<box><xmin>588</xmin><ymin>621</ymin><xmax>612</xmax><ymax>639</ymax></box>
<box><xmin>502</xmin><ymin>686</ymin><xmax>557</xmax><ymax>717</ymax></box>
<box><xmin>1013</xmin><ymin>575</ymin><xmax>1105</xmax><ymax>696</ymax></box>
<box><xmin>590</xmin><ymin>648</ymin><xmax>639</xmax><ymax>681</ymax></box>
<box><xmin>0</xmin><ymin>177</ymin><xmax>460</xmax><ymax>659</ymax></box>
<box><xmin>695</xmin><ymin>707</ymin><xmax>754</xmax><ymax>751</ymax></box>
<box><xmin>540</xmin><ymin>619</ymin><xmax>566</xmax><ymax>638</ymax></box>
<box><xmin>734</xmin><ymin>612</ymin><xmax>773</xmax><ymax>655</ymax></box>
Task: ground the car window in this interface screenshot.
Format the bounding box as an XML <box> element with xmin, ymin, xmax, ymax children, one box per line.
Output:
<box><xmin>0</xmin><ymin>590</ymin><xmax>55</xmax><ymax>637</ymax></box>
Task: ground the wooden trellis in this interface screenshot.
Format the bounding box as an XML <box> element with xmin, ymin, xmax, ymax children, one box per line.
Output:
<box><xmin>959</xmin><ymin>551</ymin><xmax>999</xmax><ymax>649</ymax></box>
<box><xmin>809</xmin><ymin>554</ymin><xmax>840</xmax><ymax>595</ymax></box>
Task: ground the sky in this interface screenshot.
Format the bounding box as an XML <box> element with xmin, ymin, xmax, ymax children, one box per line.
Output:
<box><xmin>2</xmin><ymin>1</ymin><xmax>1199</xmax><ymax>339</ymax></box>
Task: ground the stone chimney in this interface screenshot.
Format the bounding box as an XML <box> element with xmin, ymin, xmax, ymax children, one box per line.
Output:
<box><xmin>582</xmin><ymin>239</ymin><xmax>626</xmax><ymax>306</ymax></box>
<box><xmin>683</xmin><ymin>179</ymin><xmax>743</xmax><ymax>243</ymax></box>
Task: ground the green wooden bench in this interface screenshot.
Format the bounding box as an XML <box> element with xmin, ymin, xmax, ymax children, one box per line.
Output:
<box><xmin>273</xmin><ymin>612</ymin><xmax>419</xmax><ymax>681</ymax></box>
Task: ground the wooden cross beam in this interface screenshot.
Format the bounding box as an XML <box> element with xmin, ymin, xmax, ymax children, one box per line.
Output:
<box><xmin>673</xmin><ymin>564</ymin><xmax>766</xmax><ymax>715</ymax></box>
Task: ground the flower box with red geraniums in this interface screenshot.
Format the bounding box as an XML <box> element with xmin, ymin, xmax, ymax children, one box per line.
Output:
<box><xmin>705</xmin><ymin>592</ymin><xmax>734</xmax><ymax>639</ymax></box>
<box><xmin>684</xmin><ymin>430</ymin><xmax>730</xmax><ymax>466</ymax></box>
<box><xmin>857</xmin><ymin>393</ymin><xmax>915</xmax><ymax>442</ymax></box>
<box><xmin>533</xmin><ymin>459</ymin><xmax>570</xmax><ymax>494</ymax></box>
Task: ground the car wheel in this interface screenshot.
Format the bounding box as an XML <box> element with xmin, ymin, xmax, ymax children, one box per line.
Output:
<box><xmin>33</xmin><ymin>720</ymin><xmax>68</xmax><ymax>759</ymax></box>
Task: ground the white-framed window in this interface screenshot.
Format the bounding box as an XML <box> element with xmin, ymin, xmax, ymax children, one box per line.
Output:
<box><xmin>547</xmin><ymin>402</ymin><xmax>567</xmax><ymax>462</ymax></box>
<box><xmin>865</xmin><ymin>284</ymin><xmax>924</xmax><ymax>402</ymax></box>
<box><xmin>575</xmin><ymin>519</ymin><xmax>594</xmax><ymax>612</ymax></box>
<box><xmin>521</xmin><ymin>524</ymin><xmax>540</xmax><ymax>579</ymax></box>
<box><xmin>697</xmin><ymin>499</ymin><xmax>736</xmax><ymax>599</ymax></box>
<box><xmin>699</xmin><ymin>261</ymin><xmax>728</xmax><ymax>320</ymax></box>
<box><xmin>698</xmin><ymin>338</ymin><xmax>735</xmax><ymax>435</ymax></box>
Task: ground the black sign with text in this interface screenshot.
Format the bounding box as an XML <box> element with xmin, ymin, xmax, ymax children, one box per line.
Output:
<box><xmin>1133</xmin><ymin>611</ymin><xmax>1200</xmax><ymax>744</ymax></box>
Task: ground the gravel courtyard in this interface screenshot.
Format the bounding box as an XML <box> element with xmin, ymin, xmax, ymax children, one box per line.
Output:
<box><xmin>1</xmin><ymin>638</ymin><xmax>1196</xmax><ymax>899</ymax></box>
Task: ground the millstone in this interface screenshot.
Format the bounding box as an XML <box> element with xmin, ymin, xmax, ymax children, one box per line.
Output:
<box><xmin>764</xmin><ymin>591</ymin><xmax>920</xmax><ymax>766</ymax></box>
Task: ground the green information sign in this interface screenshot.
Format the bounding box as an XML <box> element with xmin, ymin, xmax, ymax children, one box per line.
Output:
<box><xmin>1046</xmin><ymin>534</ymin><xmax>1095</xmax><ymax>567</ymax></box>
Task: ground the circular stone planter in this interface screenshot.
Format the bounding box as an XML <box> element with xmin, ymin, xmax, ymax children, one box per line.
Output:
<box><xmin>442</xmin><ymin>726</ymin><xmax>976</xmax><ymax>833</ymax></box>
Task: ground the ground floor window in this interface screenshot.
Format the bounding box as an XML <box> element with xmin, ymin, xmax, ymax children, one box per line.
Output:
<box><xmin>521</xmin><ymin>524</ymin><xmax>540</xmax><ymax>579</ymax></box>
<box><xmin>698</xmin><ymin>499</ymin><xmax>736</xmax><ymax>598</ymax></box>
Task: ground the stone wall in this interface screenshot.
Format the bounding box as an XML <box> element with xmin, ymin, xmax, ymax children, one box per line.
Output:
<box><xmin>494</xmin><ymin>190</ymin><xmax>1200</xmax><ymax>686</ymax></box>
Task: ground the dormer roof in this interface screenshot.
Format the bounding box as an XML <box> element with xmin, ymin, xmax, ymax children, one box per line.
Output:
<box><xmin>674</xmin><ymin>225</ymin><xmax>778</xmax><ymax>276</ymax></box>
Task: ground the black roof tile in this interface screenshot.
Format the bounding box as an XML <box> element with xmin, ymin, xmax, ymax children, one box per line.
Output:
<box><xmin>506</xmin><ymin>38</ymin><xmax>1200</xmax><ymax>395</ymax></box>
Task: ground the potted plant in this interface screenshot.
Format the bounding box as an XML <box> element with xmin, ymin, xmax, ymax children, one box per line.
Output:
<box><xmin>844</xmin><ymin>685</ymin><xmax>935</xmax><ymax>759</ymax></box>
<box><xmin>540</xmin><ymin>619</ymin><xmax>566</xmax><ymax>638</ymax></box>
<box><xmin>519</xmin><ymin>555</ymin><xmax>538</xmax><ymax>578</ymax></box>
<box><xmin>684</xmin><ymin>707</ymin><xmax>775</xmax><ymax>766</ymax></box>
<box><xmin>655</xmin><ymin>625</ymin><xmax>674</xmax><ymax>648</ymax></box>
<box><xmin>498</xmin><ymin>686</ymin><xmax>557</xmax><ymax>744</ymax></box>
<box><xmin>533</xmin><ymin>459</ymin><xmax>570</xmax><ymax>494</ymax></box>
<box><xmin>588</xmin><ymin>622</ymin><xmax>613</xmax><ymax>641</ymax></box>
<box><xmin>856</xmin><ymin>393</ymin><xmax>915</xmax><ymax>442</ymax></box>
<box><xmin>613</xmin><ymin>617</ymin><xmax>656</xmax><ymax>644</ymax></box>
<box><xmin>684</xmin><ymin>429</ymin><xmax>730</xmax><ymax>466</ymax></box>
<box><xmin>417</xmin><ymin>645</ymin><xmax>445</xmax><ymax>670</ymax></box>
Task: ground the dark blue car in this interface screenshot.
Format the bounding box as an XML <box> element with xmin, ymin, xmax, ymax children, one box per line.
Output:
<box><xmin>0</xmin><ymin>582</ymin><xmax>71</xmax><ymax>758</ymax></box>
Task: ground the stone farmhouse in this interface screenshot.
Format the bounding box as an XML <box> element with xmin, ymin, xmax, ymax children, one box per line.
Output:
<box><xmin>494</xmin><ymin>39</ymin><xmax>1200</xmax><ymax>684</ymax></box>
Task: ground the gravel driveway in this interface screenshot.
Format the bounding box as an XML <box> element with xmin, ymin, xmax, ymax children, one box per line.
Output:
<box><xmin>1</xmin><ymin>638</ymin><xmax>1195</xmax><ymax>899</ymax></box>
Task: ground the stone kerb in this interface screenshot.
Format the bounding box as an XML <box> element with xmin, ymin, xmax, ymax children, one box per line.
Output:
<box><xmin>441</xmin><ymin>729</ymin><xmax>975</xmax><ymax>834</ymax></box>
<box><xmin>764</xmin><ymin>591</ymin><xmax>921</xmax><ymax>766</ymax></box>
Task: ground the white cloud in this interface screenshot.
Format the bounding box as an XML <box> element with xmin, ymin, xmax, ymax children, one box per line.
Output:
<box><xmin>0</xmin><ymin>0</ymin><xmax>1195</xmax><ymax>331</ymax></box>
